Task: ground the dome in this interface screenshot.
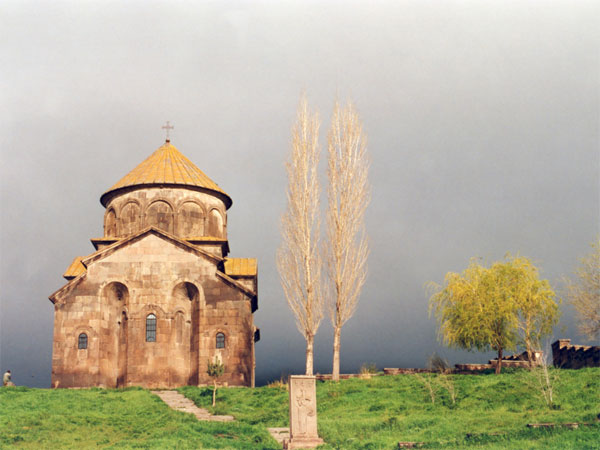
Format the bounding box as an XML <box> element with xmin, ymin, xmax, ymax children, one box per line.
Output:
<box><xmin>100</xmin><ymin>141</ymin><xmax>232</xmax><ymax>209</ymax></box>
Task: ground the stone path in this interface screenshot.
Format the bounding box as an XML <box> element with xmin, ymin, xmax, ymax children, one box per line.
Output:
<box><xmin>154</xmin><ymin>390</ymin><xmax>290</xmax><ymax>445</ymax></box>
<box><xmin>153</xmin><ymin>390</ymin><xmax>234</xmax><ymax>422</ymax></box>
<box><xmin>267</xmin><ymin>427</ymin><xmax>290</xmax><ymax>444</ymax></box>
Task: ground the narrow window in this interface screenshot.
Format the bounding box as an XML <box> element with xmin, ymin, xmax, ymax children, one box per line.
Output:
<box><xmin>216</xmin><ymin>332</ymin><xmax>225</xmax><ymax>349</ymax></box>
<box><xmin>146</xmin><ymin>314</ymin><xmax>157</xmax><ymax>342</ymax></box>
<box><xmin>78</xmin><ymin>333</ymin><xmax>88</xmax><ymax>349</ymax></box>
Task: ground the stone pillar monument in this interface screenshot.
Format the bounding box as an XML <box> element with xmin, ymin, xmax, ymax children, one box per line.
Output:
<box><xmin>283</xmin><ymin>375</ymin><xmax>324</xmax><ymax>449</ymax></box>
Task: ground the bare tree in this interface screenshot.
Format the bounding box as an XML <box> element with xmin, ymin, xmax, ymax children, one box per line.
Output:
<box><xmin>325</xmin><ymin>100</ymin><xmax>370</xmax><ymax>381</ymax></box>
<box><xmin>565</xmin><ymin>239</ymin><xmax>600</xmax><ymax>342</ymax></box>
<box><xmin>277</xmin><ymin>95</ymin><xmax>324</xmax><ymax>375</ymax></box>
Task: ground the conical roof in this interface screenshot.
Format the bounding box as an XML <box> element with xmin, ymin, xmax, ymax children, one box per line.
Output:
<box><xmin>100</xmin><ymin>141</ymin><xmax>232</xmax><ymax>208</ymax></box>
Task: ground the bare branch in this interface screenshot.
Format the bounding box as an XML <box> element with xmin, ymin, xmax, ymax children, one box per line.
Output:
<box><xmin>325</xmin><ymin>99</ymin><xmax>370</xmax><ymax>380</ymax></box>
<box><xmin>277</xmin><ymin>94</ymin><xmax>324</xmax><ymax>375</ymax></box>
<box><xmin>565</xmin><ymin>239</ymin><xmax>600</xmax><ymax>342</ymax></box>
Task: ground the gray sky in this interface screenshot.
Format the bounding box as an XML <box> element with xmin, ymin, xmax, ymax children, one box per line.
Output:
<box><xmin>1</xmin><ymin>1</ymin><xmax>598</xmax><ymax>387</ymax></box>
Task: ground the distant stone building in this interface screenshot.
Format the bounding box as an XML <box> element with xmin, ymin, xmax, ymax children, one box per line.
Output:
<box><xmin>49</xmin><ymin>140</ymin><xmax>259</xmax><ymax>388</ymax></box>
<box><xmin>552</xmin><ymin>339</ymin><xmax>600</xmax><ymax>369</ymax></box>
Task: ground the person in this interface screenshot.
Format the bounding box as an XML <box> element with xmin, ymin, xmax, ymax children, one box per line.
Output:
<box><xmin>3</xmin><ymin>370</ymin><xmax>12</xmax><ymax>386</ymax></box>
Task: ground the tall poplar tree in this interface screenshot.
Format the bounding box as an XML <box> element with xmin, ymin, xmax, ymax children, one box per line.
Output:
<box><xmin>325</xmin><ymin>100</ymin><xmax>370</xmax><ymax>381</ymax></box>
<box><xmin>277</xmin><ymin>95</ymin><xmax>324</xmax><ymax>375</ymax></box>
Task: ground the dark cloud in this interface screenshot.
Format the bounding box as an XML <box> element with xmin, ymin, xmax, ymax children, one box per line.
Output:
<box><xmin>1</xmin><ymin>1</ymin><xmax>598</xmax><ymax>387</ymax></box>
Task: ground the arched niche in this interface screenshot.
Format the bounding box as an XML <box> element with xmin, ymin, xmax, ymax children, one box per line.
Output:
<box><xmin>145</xmin><ymin>200</ymin><xmax>174</xmax><ymax>233</ymax></box>
<box><xmin>103</xmin><ymin>281</ymin><xmax>129</xmax><ymax>304</ymax></box>
<box><xmin>100</xmin><ymin>282</ymin><xmax>129</xmax><ymax>387</ymax></box>
<box><xmin>120</xmin><ymin>201</ymin><xmax>141</xmax><ymax>236</ymax></box>
<box><xmin>172</xmin><ymin>281</ymin><xmax>199</xmax><ymax>305</ymax></box>
<box><xmin>178</xmin><ymin>201</ymin><xmax>205</xmax><ymax>237</ymax></box>
<box><xmin>207</xmin><ymin>209</ymin><xmax>224</xmax><ymax>238</ymax></box>
<box><xmin>117</xmin><ymin>309</ymin><xmax>128</xmax><ymax>387</ymax></box>
<box><xmin>171</xmin><ymin>281</ymin><xmax>202</xmax><ymax>385</ymax></box>
<box><xmin>105</xmin><ymin>209</ymin><xmax>117</xmax><ymax>237</ymax></box>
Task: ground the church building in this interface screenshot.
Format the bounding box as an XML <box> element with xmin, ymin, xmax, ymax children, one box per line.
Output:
<box><xmin>49</xmin><ymin>139</ymin><xmax>259</xmax><ymax>388</ymax></box>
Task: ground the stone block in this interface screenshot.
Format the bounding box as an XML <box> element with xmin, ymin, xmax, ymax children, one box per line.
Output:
<box><xmin>283</xmin><ymin>376</ymin><xmax>324</xmax><ymax>449</ymax></box>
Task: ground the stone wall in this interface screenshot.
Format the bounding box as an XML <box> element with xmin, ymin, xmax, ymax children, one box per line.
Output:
<box><xmin>51</xmin><ymin>231</ymin><xmax>255</xmax><ymax>389</ymax></box>
<box><xmin>552</xmin><ymin>339</ymin><xmax>600</xmax><ymax>369</ymax></box>
<box><xmin>103</xmin><ymin>187</ymin><xmax>228</xmax><ymax>240</ymax></box>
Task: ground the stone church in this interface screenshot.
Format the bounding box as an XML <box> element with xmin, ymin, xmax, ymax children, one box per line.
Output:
<box><xmin>49</xmin><ymin>139</ymin><xmax>259</xmax><ymax>389</ymax></box>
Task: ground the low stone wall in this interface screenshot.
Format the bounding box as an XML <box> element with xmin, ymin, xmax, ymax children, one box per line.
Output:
<box><xmin>383</xmin><ymin>351</ymin><xmax>542</xmax><ymax>375</ymax></box>
<box><xmin>455</xmin><ymin>359</ymin><xmax>533</xmax><ymax>372</ymax></box>
<box><xmin>383</xmin><ymin>368</ymin><xmax>433</xmax><ymax>375</ymax></box>
<box><xmin>488</xmin><ymin>359</ymin><xmax>535</xmax><ymax>369</ymax></box>
<box><xmin>454</xmin><ymin>363</ymin><xmax>492</xmax><ymax>372</ymax></box>
<box><xmin>315</xmin><ymin>373</ymin><xmax>375</xmax><ymax>381</ymax></box>
<box><xmin>552</xmin><ymin>339</ymin><xmax>600</xmax><ymax>369</ymax></box>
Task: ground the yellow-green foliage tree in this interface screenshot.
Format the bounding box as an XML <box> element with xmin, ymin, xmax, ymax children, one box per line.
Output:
<box><xmin>207</xmin><ymin>358</ymin><xmax>224</xmax><ymax>407</ymax></box>
<box><xmin>565</xmin><ymin>239</ymin><xmax>600</xmax><ymax>342</ymax></box>
<box><xmin>509</xmin><ymin>257</ymin><xmax>561</xmax><ymax>361</ymax></box>
<box><xmin>429</xmin><ymin>256</ymin><xmax>560</xmax><ymax>374</ymax></box>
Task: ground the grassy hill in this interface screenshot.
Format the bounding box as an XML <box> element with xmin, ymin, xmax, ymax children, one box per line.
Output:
<box><xmin>1</xmin><ymin>368</ymin><xmax>599</xmax><ymax>449</ymax></box>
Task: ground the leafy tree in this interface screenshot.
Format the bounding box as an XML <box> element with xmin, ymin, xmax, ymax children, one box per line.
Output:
<box><xmin>508</xmin><ymin>257</ymin><xmax>560</xmax><ymax>361</ymax></box>
<box><xmin>207</xmin><ymin>358</ymin><xmax>224</xmax><ymax>407</ymax></box>
<box><xmin>429</xmin><ymin>256</ymin><xmax>559</xmax><ymax>374</ymax></box>
<box><xmin>565</xmin><ymin>239</ymin><xmax>600</xmax><ymax>342</ymax></box>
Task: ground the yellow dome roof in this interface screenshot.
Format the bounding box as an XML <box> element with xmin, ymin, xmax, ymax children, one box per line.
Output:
<box><xmin>100</xmin><ymin>141</ymin><xmax>232</xmax><ymax>208</ymax></box>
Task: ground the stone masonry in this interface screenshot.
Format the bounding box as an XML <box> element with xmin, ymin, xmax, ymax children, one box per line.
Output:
<box><xmin>552</xmin><ymin>339</ymin><xmax>600</xmax><ymax>369</ymax></box>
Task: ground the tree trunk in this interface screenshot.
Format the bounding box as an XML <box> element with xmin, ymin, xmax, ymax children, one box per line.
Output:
<box><xmin>332</xmin><ymin>326</ymin><xmax>341</xmax><ymax>381</ymax></box>
<box><xmin>306</xmin><ymin>334</ymin><xmax>314</xmax><ymax>375</ymax></box>
<box><xmin>495</xmin><ymin>347</ymin><xmax>503</xmax><ymax>374</ymax></box>
<box><xmin>212</xmin><ymin>379</ymin><xmax>217</xmax><ymax>407</ymax></box>
<box><xmin>526</xmin><ymin>347</ymin><xmax>534</xmax><ymax>369</ymax></box>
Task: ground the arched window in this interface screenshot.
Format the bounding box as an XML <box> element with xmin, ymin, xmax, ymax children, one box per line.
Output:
<box><xmin>178</xmin><ymin>201</ymin><xmax>205</xmax><ymax>236</ymax></box>
<box><xmin>146</xmin><ymin>314</ymin><xmax>157</xmax><ymax>342</ymax></box>
<box><xmin>216</xmin><ymin>332</ymin><xmax>225</xmax><ymax>349</ymax></box>
<box><xmin>175</xmin><ymin>311</ymin><xmax>184</xmax><ymax>344</ymax></box>
<box><xmin>208</xmin><ymin>209</ymin><xmax>224</xmax><ymax>237</ymax></box>
<box><xmin>105</xmin><ymin>209</ymin><xmax>117</xmax><ymax>237</ymax></box>
<box><xmin>145</xmin><ymin>201</ymin><xmax>173</xmax><ymax>233</ymax></box>
<box><xmin>120</xmin><ymin>202</ymin><xmax>141</xmax><ymax>236</ymax></box>
<box><xmin>78</xmin><ymin>333</ymin><xmax>88</xmax><ymax>349</ymax></box>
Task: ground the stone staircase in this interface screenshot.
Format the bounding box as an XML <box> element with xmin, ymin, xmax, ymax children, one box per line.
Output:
<box><xmin>267</xmin><ymin>427</ymin><xmax>291</xmax><ymax>444</ymax></box>
<box><xmin>154</xmin><ymin>390</ymin><xmax>291</xmax><ymax>446</ymax></box>
<box><xmin>153</xmin><ymin>390</ymin><xmax>234</xmax><ymax>422</ymax></box>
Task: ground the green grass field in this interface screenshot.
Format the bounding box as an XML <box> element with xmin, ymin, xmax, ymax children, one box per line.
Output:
<box><xmin>1</xmin><ymin>368</ymin><xmax>599</xmax><ymax>449</ymax></box>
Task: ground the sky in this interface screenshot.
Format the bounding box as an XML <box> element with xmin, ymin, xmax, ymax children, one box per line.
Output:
<box><xmin>1</xmin><ymin>1</ymin><xmax>598</xmax><ymax>388</ymax></box>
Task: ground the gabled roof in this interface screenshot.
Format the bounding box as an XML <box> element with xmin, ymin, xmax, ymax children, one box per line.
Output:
<box><xmin>63</xmin><ymin>256</ymin><xmax>86</xmax><ymax>280</ymax></box>
<box><xmin>224</xmin><ymin>258</ymin><xmax>257</xmax><ymax>277</ymax></box>
<box><xmin>82</xmin><ymin>226</ymin><xmax>222</xmax><ymax>267</ymax></box>
<box><xmin>49</xmin><ymin>271</ymin><xmax>87</xmax><ymax>304</ymax></box>
<box><xmin>100</xmin><ymin>141</ymin><xmax>232</xmax><ymax>208</ymax></box>
<box><xmin>216</xmin><ymin>271</ymin><xmax>258</xmax><ymax>312</ymax></box>
<box><xmin>90</xmin><ymin>236</ymin><xmax>230</xmax><ymax>254</ymax></box>
<box><xmin>50</xmin><ymin>227</ymin><xmax>257</xmax><ymax>309</ymax></box>
<box><xmin>50</xmin><ymin>227</ymin><xmax>221</xmax><ymax>304</ymax></box>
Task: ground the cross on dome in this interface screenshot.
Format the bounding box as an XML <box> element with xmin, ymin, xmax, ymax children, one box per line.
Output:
<box><xmin>162</xmin><ymin>121</ymin><xmax>174</xmax><ymax>141</ymax></box>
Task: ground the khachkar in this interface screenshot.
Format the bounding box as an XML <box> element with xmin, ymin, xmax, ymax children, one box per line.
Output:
<box><xmin>283</xmin><ymin>376</ymin><xmax>324</xmax><ymax>449</ymax></box>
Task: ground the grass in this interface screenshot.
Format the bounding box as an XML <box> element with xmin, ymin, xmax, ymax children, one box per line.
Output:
<box><xmin>1</xmin><ymin>368</ymin><xmax>599</xmax><ymax>449</ymax></box>
<box><xmin>0</xmin><ymin>386</ymin><xmax>277</xmax><ymax>449</ymax></box>
<box><xmin>181</xmin><ymin>368</ymin><xmax>600</xmax><ymax>449</ymax></box>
